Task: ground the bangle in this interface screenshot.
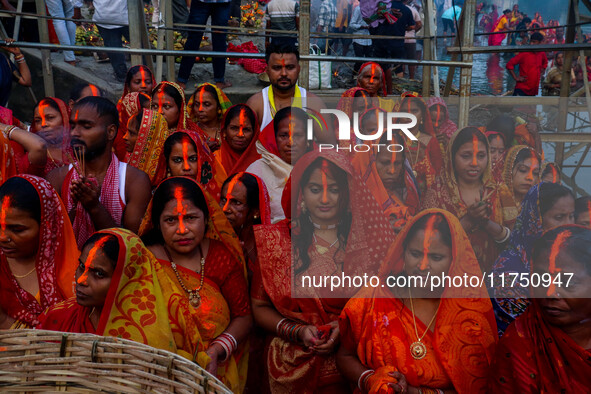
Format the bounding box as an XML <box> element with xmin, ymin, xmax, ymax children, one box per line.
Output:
<box><xmin>495</xmin><ymin>226</ymin><xmax>511</xmax><ymax>243</ymax></box>
<box><xmin>211</xmin><ymin>332</ymin><xmax>237</xmax><ymax>362</ymax></box>
<box><xmin>276</xmin><ymin>318</ymin><xmax>306</xmax><ymax>344</ymax></box>
<box><xmin>3</xmin><ymin>125</ymin><xmax>16</xmax><ymax>140</ymax></box>
<box><xmin>358</xmin><ymin>369</ymin><xmax>374</xmax><ymax>392</ymax></box>
<box><xmin>16</xmin><ymin>57</ymin><xmax>26</xmax><ymax>64</ymax></box>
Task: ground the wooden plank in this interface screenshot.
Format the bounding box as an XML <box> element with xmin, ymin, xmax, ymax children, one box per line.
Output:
<box><xmin>421</xmin><ymin>0</ymin><xmax>433</xmax><ymax>96</ymax></box>
<box><xmin>447</xmin><ymin>43</ymin><xmax>591</xmax><ymax>54</ymax></box>
<box><xmin>12</xmin><ymin>0</ymin><xmax>23</xmax><ymax>40</ymax></box>
<box><xmin>299</xmin><ymin>0</ymin><xmax>310</xmax><ymax>90</ymax></box>
<box><xmin>457</xmin><ymin>0</ymin><xmax>475</xmax><ymax>129</ymax></box>
<box><xmin>127</xmin><ymin>0</ymin><xmax>144</xmax><ymax>66</ymax></box>
<box><xmin>164</xmin><ymin>0</ymin><xmax>175</xmax><ymax>82</ymax></box>
<box><xmin>540</xmin><ymin>133</ymin><xmax>591</xmax><ymax>143</ymax></box>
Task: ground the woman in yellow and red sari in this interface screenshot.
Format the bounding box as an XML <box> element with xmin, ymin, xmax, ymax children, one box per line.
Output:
<box><xmin>335</xmin><ymin>87</ymin><xmax>373</xmax><ymax>149</ymax></box>
<box><xmin>0</xmin><ymin>175</ymin><xmax>78</xmax><ymax>329</ymax></box>
<box><xmin>337</xmin><ymin>209</ymin><xmax>498</xmax><ymax>394</ymax></box>
<box><xmin>251</xmin><ymin>150</ymin><xmax>395</xmax><ymax>393</ymax></box>
<box><xmin>422</xmin><ymin>127</ymin><xmax>517</xmax><ymax>272</ymax></box>
<box><xmin>357</xmin><ymin>62</ymin><xmax>395</xmax><ymax>111</ymax></box>
<box><xmin>214</xmin><ymin>104</ymin><xmax>261</xmax><ymax>175</ymax></box>
<box><xmin>352</xmin><ymin>129</ymin><xmax>419</xmax><ymax>232</ymax></box>
<box><xmin>141</xmin><ymin>176</ymin><xmax>251</xmax><ymax>392</ymax></box>
<box><xmin>125</xmin><ymin>109</ymin><xmax>171</xmax><ymax>187</ymax></box>
<box><xmin>152</xmin><ymin>81</ymin><xmax>203</xmax><ymax>135</ymax></box>
<box><xmin>187</xmin><ymin>83</ymin><xmax>232</xmax><ymax>152</ymax></box>
<box><xmin>39</xmin><ymin>225</ymin><xmax>248</xmax><ymax>393</ymax></box>
<box><xmin>116</xmin><ymin>65</ymin><xmax>156</xmax><ymax>160</ymax></box>
<box><xmin>119</xmin><ymin>91</ymin><xmax>151</xmax><ymax>160</ymax></box>
<box><xmin>489</xmin><ymin>224</ymin><xmax>591</xmax><ymax>393</ymax></box>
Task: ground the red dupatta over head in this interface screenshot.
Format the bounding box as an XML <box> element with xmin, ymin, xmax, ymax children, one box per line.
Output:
<box><xmin>216</xmin><ymin>104</ymin><xmax>261</xmax><ymax>174</ymax></box>
<box><xmin>357</xmin><ymin>62</ymin><xmax>387</xmax><ymax>97</ymax></box>
<box><xmin>0</xmin><ymin>175</ymin><xmax>79</xmax><ymax>326</ymax></box>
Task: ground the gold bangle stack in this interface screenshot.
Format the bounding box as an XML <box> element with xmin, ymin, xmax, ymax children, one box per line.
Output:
<box><xmin>2</xmin><ymin>125</ymin><xmax>16</xmax><ymax>140</ymax></box>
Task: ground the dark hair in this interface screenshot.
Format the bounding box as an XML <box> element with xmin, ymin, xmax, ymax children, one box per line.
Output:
<box><xmin>575</xmin><ymin>196</ymin><xmax>591</xmax><ymax>221</ymax></box>
<box><xmin>486</xmin><ymin>115</ymin><xmax>515</xmax><ymax>146</ymax></box>
<box><xmin>530</xmin><ymin>32</ymin><xmax>544</xmax><ymax>42</ymax></box>
<box><xmin>522</xmin><ymin>17</ymin><xmax>532</xmax><ymax>24</ymax></box>
<box><xmin>69</xmin><ymin>83</ymin><xmax>102</xmax><ymax>102</ymax></box>
<box><xmin>273</xmin><ymin>106</ymin><xmax>309</xmax><ymax>138</ymax></box>
<box><xmin>513</xmin><ymin>147</ymin><xmax>539</xmax><ymax>170</ymax></box>
<box><xmin>73</xmin><ymin>96</ymin><xmax>119</xmax><ymax>129</ymax></box>
<box><xmin>152</xmin><ymin>83</ymin><xmax>184</xmax><ymax>115</ymax></box>
<box><xmin>403</xmin><ymin>212</ymin><xmax>452</xmax><ymax>251</ymax></box>
<box><xmin>541</xmin><ymin>163</ymin><xmax>560</xmax><ymax>181</ymax></box>
<box><xmin>81</xmin><ymin>233</ymin><xmax>120</xmax><ymax>268</ymax></box>
<box><xmin>360</xmin><ymin>108</ymin><xmax>383</xmax><ymax>133</ymax></box>
<box><xmin>532</xmin><ymin>225</ymin><xmax>591</xmax><ymax>276</ymax></box>
<box><xmin>163</xmin><ymin>132</ymin><xmax>197</xmax><ymax>163</ymax></box>
<box><xmin>192</xmin><ymin>84</ymin><xmax>221</xmax><ymax>112</ymax></box>
<box><xmin>36</xmin><ymin>97</ymin><xmax>61</xmax><ymax>115</ymax></box>
<box><xmin>377</xmin><ymin>131</ymin><xmax>406</xmax><ymax>161</ymax></box>
<box><xmin>127</xmin><ymin>109</ymin><xmax>145</xmax><ymax>132</ymax></box>
<box><xmin>223</xmin><ymin>104</ymin><xmax>257</xmax><ymax>131</ymax></box>
<box><xmin>0</xmin><ymin>177</ymin><xmax>41</xmax><ymax>223</ymax></box>
<box><xmin>451</xmin><ymin>127</ymin><xmax>488</xmax><ymax>163</ymax></box>
<box><xmin>142</xmin><ymin>177</ymin><xmax>209</xmax><ymax>246</ymax></box>
<box><xmin>221</xmin><ymin>172</ymin><xmax>261</xmax><ymax>224</ymax></box>
<box><xmin>539</xmin><ymin>182</ymin><xmax>574</xmax><ymax>217</ymax></box>
<box><xmin>125</xmin><ymin>65</ymin><xmax>153</xmax><ymax>89</ymax></box>
<box><xmin>265</xmin><ymin>42</ymin><xmax>300</xmax><ymax>63</ymax></box>
<box><xmin>294</xmin><ymin>158</ymin><xmax>351</xmax><ymax>275</ymax></box>
<box><xmin>138</xmin><ymin>92</ymin><xmax>151</xmax><ymax>108</ymax></box>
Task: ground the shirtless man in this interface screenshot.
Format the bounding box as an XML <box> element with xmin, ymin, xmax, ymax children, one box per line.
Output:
<box><xmin>47</xmin><ymin>96</ymin><xmax>151</xmax><ymax>247</ymax></box>
<box><xmin>246</xmin><ymin>43</ymin><xmax>335</xmax><ymax>144</ymax></box>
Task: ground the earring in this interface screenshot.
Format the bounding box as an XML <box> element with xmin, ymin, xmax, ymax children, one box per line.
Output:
<box><xmin>300</xmin><ymin>201</ymin><xmax>307</xmax><ymax>213</ymax></box>
<box><xmin>253</xmin><ymin>214</ymin><xmax>259</xmax><ymax>219</ymax></box>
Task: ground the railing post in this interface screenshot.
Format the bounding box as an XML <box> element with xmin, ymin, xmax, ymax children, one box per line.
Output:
<box><xmin>34</xmin><ymin>0</ymin><xmax>54</xmax><ymax>97</ymax></box>
<box><xmin>299</xmin><ymin>0</ymin><xmax>310</xmax><ymax>90</ymax></box>
<box><xmin>128</xmin><ymin>0</ymin><xmax>154</xmax><ymax>70</ymax></box>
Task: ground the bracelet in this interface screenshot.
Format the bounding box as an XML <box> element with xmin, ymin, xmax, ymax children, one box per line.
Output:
<box><xmin>16</xmin><ymin>57</ymin><xmax>26</xmax><ymax>64</ymax></box>
<box><xmin>211</xmin><ymin>332</ymin><xmax>237</xmax><ymax>362</ymax></box>
<box><xmin>495</xmin><ymin>226</ymin><xmax>511</xmax><ymax>243</ymax></box>
<box><xmin>358</xmin><ymin>369</ymin><xmax>374</xmax><ymax>392</ymax></box>
<box><xmin>276</xmin><ymin>318</ymin><xmax>305</xmax><ymax>344</ymax></box>
<box><xmin>2</xmin><ymin>125</ymin><xmax>16</xmax><ymax>140</ymax></box>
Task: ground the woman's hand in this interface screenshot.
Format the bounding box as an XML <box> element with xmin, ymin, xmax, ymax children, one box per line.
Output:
<box><xmin>298</xmin><ymin>325</ymin><xmax>322</xmax><ymax>348</ymax></box>
<box><xmin>466</xmin><ymin>200</ymin><xmax>490</xmax><ymax>225</ymax></box>
<box><xmin>311</xmin><ymin>321</ymin><xmax>340</xmax><ymax>355</ymax></box>
<box><xmin>389</xmin><ymin>371</ymin><xmax>421</xmax><ymax>393</ymax></box>
<box><xmin>1</xmin><ymin>38</ymin><xmax>21</xmax><ymax>56</ymax></box>
<box><xmin>204</xmin><ymin>342</ymin><xmax>225</xmax><ymax>376</ymax></box>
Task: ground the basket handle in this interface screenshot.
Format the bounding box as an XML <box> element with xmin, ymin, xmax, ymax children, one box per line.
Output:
<box><xmin>59</xmin><ymin>333</ymin><xmax>68</xmax><ymax>358</ymax></box>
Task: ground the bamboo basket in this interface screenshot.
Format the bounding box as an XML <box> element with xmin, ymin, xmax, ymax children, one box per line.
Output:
<box><xmin>0</xmin><ymin>329</ymin><xmax>232</xmax><ymax>394</ymax></box>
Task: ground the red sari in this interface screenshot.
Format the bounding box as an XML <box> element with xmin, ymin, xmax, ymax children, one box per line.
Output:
<box><xmin>339</xmin><ymin>209</ymin><xmax>498</xmax><ymax>394</ymax></box>
<box><xmin>252</xmin><ymin>150</ymin><xmax>395</xmax><ymax>393</ymax></box>
<box><xmin>489</xmin><ymin>301</ymin><xmax>591</xmax><ymax>393</ymax></box>
<box><xmin>214</xmin><ymin>105</ymin><xmax>261</xmax><ymax>175</ymax></box>
<box><xmin>0</xmin><ymin>175</ymin><xmax>79</xmax><ymax>327</ymax></box>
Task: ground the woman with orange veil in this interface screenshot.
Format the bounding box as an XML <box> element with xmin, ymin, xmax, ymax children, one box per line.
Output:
<box><xmin>214</xmin><ymin>104</ymin><xmax>261</xmax><ymax>175</ymax></box>
<box><xmin>0</xmin><ymin>175</ymin><xmax>78</xmax><ymax>329</ymax></box>
<box><xmin>335</xmin><ymin>87</ymin><xmax>373</xmax><ymax>148</ymax></box>
<box><xmin>422</xmin><ymin>127</ymin><xmax>517</xmax><ymax>272</ymax></box>
<box><xmin>337</xmin><ymin>209</ymin><xmax>498</xmax><ymax>393</ymax></box>
<box><xmin>251</xmin><ymin>150</ymin><xmax>395</xmax><ymax>393</ymax></box>
<box><xmin>187</xmin><ymin>83</ymin><xmax>232</xmax><ymax>152</ymax></box>
<box><xmin>352</xmin><ymin>118</ymin><xmax>419</xmax><ymax>231</ymax></box>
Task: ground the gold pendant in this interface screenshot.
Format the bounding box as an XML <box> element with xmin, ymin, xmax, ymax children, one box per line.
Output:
<box><xmin>410</xmin><ymin>341</ymin><xmax>427</xmax><ymax>360</ymax></box>
<box><xmin>189</xmin><ymin>293</ymin><xmax>201</xmax><ymax>307</ymax></box>
<box><xmin>315</xmin><ymin>245</ymin><xmax>329</xmax><ymax>255</ymax></box>
<box><xmin>413</xmin><ymin>170</ymin><xmax>418</xmax><ymax>178</ymax></box>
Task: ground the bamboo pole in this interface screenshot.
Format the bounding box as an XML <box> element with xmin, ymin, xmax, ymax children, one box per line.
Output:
<box><xmin>457</xmin><ymin>0</ymin><xmax>475</xmax><ymax>129</ymax></box>
<box><xmin>299</xmin><ymin>0</ymin><xmax>310</xmax><ymax>90</ymax></box>
<box><xmin>34</xmin><ymin>0</ymin><xmax>54</xmax><ymax>97</ymax></box>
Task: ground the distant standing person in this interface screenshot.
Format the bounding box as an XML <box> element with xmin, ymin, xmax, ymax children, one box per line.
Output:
<box><xmin>94</xmin><ymin>0</ymin><xmax>129</xmax><ymax>82</ymax></box>
<box><xmin>316</xmin><ymin>0</ymin><xmax>337</xmax><ymax>53</ymax></box>
<box><xmin>0</xmin><ymin>39</ymin><xmax>32</xmax><ymax>107</ymax></box>
<box><xmin>403</xmin><ymin>0</ymin><xmax>422</xmax><ymax>79</ymax></box>
<box><xmin>349</xmin><ymin>1</ymin><xmax>372</xmax><ymax>74</ymax></box>
<box><xmin>441</xmin><ymin>3</ymin><xmax>461</xmax><ymax>36</ymax></box>
<box><xmin>506</xmin><ymin>32</ymin><xmax>548</xmax><ymax>96</ymax></box>
<box><xmin>360</xmin><ymin>0</ymin><xmax>415</xmax><ymax>93</ymax></box>
<box><xmin>265</xmin><ymin>0</ymin><xmax>300</xmax><ymax>47</ymax></box>
<box><xmin>177</xmin><ymin>0</ymin><xmax>233</xmax><ymax>90</ymax></box>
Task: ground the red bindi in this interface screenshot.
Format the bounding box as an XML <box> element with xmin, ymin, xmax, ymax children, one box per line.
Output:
<box><xmin>238</xmin><ymin>108</ymin><xmax>246</xmax><ymax>137</ymax></box>
<box><xmin>223</xmin><ymin>175</ymin><xmax>241</xmax><ymax>211</ymax></box>
<box><xmin>546</xmin><ymin>230</ymin><xmax>570</xmax><ymax>296</ymax></box>
<box><xmin>182</xmin><ymin>140</ymin><xmax>190</xmax><ymax>171</ymax></box>
<box><xmin>157</xmin><ymin>90</ymin><xmax>165</xmax><ymax>114</ymax></box>
<box><xmin>77</xmin><ymin>237</ymin><xmax>108</xmax><ymax>285</ymax></box>
<box><xmin>420</xmin><ymin>215</ymin><xmax>438</xmax><ymax>270</ymax></box>
<box><xmin>38</xmin><ymin>101</ymin><xmax>49</xmax><ymax>127</ymax></box>
<box><xmin>472</xmin><ymin>134</ymin><xmax>479</xmax><ymax>166</ymax></box>
<box><xmin>139</xmin><ymin>68</ymin><xmax>147</xmax><ymax>88</ymax></box>
<box><xmin>321</xmin><ymin>160</ymin><xmax>329</xmax><ymax>203</ymax></box>
<box><xmin>174</xmin><ymin>187</ymin><xmax>188</xmax><ymax>234</ymax></box>
<box><xmin>0</xmin><ymin>196</ymin><xmax>10</xmax><ymax>238</ymax></box>
<box><xmin>89</xmin><ymin>85</ymin><xmax>99</xmax><ymax>97</ymax></box>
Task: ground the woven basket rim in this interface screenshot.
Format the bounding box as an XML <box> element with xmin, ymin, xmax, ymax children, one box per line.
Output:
<box><xmin>0</xmin><ymin>329</ymin><xmax>232</xmax><ymax>394</ymax></box>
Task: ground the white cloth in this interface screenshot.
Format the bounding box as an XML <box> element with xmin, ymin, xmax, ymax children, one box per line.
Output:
<box><xmin>404</xmin><ymin>5</ymin><xmax>421</xmax><ymax>43</ymax></box>
<box><xmin>93</xmin><ymin>0</ymin><xmax>129</xmax><ymax>29</ymax></box>
<box><xmin>260</xmin><ymin>85</ymin><xmax>308</xmax><ymax>131</ymax></box>
<box><xmin>349</xmin><ymin>6</ymin><xmax>371</xmax><ymax>46</ymax></box>
<box><xmin>246</xmin><ymin>141</ymin><xmax>292</xmax><ymax>224</ymax></box>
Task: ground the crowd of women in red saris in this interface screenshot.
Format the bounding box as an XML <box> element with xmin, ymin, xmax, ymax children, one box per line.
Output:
<box><xmin>0</xmin><ymin>61</ymin><xmax>590</xmax><ymax>394</ymax></box>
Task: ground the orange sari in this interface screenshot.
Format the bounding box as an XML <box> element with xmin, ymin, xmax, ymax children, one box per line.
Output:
<box><xmin>252</xmin><ymin>150</ymin><xmax>395</xmax><ymax>393</ymax></box>
<box><xmin>339</xmin><ymin>209</ymin><xmax>498</xmax><ymax>394</ymax></box>
<box><xmin>422</xmin><ymin>128</ymin><xmax>518</xmax><ymax>272</ymax></box>
<box><xmin>0</xmin><ymin>131</ymin><xmax>16</xmax><ymax>185</ymax></box>
<box><xmin>0</xmin><ymin>175</ymin><xmax>78</xmax><ymax>327</ymax></box>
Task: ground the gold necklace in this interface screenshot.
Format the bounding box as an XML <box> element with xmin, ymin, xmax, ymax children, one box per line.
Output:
<box><xmin>408</xmin><ymin>288</ymin><xmax>440</xmax><ymax>360</ymax></box>
<box><xmin>165</xmin><ymin>246</ymin><xmax>206</xmax><ymax>307</ymax></box>
<box><xmin>11</xmin><ymin>265</ymin><xmax>36</xmax><ymax>279</ymax></box>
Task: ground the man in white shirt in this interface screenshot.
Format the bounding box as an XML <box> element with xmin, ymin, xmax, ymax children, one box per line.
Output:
<box><xmin>403</xmin><ymin>0</ymin><xmax>422</xmax><ymax>79</ymax></box>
